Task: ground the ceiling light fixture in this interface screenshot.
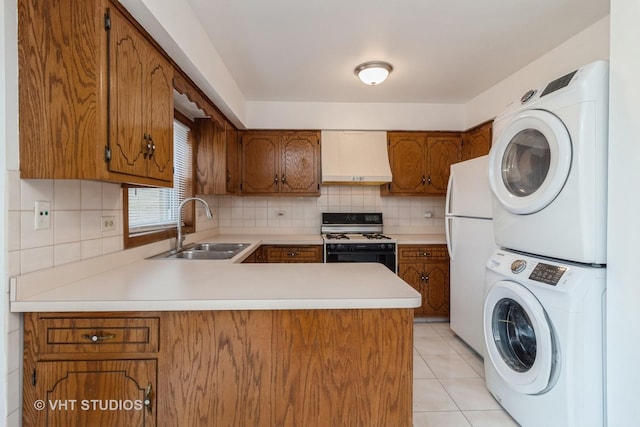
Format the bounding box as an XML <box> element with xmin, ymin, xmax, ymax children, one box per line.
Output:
<box><xmin>354</xmin><ymin>61</ymin><xmax>393</xmax><ymax>85</ymax></box>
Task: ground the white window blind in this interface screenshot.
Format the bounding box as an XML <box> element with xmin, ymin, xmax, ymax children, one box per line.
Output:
<box><xmin>128</xmin><ymin>119</ymin><xmax>192</xmax><ymax>235</ymax></box>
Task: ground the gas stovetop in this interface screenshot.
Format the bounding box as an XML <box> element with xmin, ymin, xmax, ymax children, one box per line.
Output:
<box><xmin>323</xmin><ymin>233</ymin><xmax>393</xmax><ymax>241</ymax></box>
<box><xmin>321</xmin><ymin>213</ymin><xmax>395</xmax><ymax>244</ymax></box>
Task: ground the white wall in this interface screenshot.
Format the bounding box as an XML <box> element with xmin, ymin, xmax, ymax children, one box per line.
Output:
<box><xmin>245</xmin><ymin>101</ymin><xmax>465</xmax><ymax>131</ymax></box>
<box><xmin>0</xmin><ymin>0</ymin><xmax>9</xmax><ymax>423</ymax></box>
<box><xmin>607</xmin><ymin>0</ymin><xmax>640</xmax><ymax>425</ymax></box>
<box><xmin>465</xmin><ymin>16</ymin><xmax>610</xmax><ymax>128</ymax></box>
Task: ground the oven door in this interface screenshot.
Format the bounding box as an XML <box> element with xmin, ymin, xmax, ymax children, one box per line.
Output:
<box><xmin>325</xmin><ymin>250</ymin><xmax>396</xmax><ymax>273</ymax></box>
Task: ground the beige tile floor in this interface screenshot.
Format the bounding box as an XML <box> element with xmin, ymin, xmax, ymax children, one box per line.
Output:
<box><xmin>413</xmin><ymin>321</ymin><xmax>520</xmax><ymax>427</ymax></box>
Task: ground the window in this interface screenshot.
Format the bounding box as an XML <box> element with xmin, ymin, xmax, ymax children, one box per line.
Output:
<box><xmin>124</xmin><ymin>114</ymin><xmax>194</xmax><ymax>248</ymax></box>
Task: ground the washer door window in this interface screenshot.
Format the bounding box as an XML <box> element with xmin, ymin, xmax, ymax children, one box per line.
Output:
<box><xmin>489</xmin><ymin>110</ymin><xmax>572</xmax><ymax>214</ymax></box>
<box><xmin>484</xmin><ymin>280</ymin><xmax>556</xmax><ymax>394</ymax></box>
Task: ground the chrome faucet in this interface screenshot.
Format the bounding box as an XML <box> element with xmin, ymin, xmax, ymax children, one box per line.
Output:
<box><xmin>176</xmin><ymin>197</ymin><xmax>213</xmax><ymax>250</ymax></box>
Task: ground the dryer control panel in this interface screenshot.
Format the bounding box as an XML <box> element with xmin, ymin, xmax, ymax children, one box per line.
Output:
<box><xmin>529</xmin><ymin>263</ymin><xmax>567</xmax><ymax>286</ymax></box>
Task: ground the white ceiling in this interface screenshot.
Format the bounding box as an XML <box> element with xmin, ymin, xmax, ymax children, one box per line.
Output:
<box><xmin>185</xmin><ymin>0</ymin><xmax>609</xmax><ymax>105</ymax></box>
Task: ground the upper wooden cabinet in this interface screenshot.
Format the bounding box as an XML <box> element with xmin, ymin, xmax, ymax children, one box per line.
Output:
<box><xmin>195</xmin><ymin>115</ymin><xmax>239</xmax><ymax>195</ymax></box>
<box><xmin>240</xmin><ymin>131</ymin><xmax>321</xmax><ymax>196</ymax></box>
<box><xmin>107</xmin><ymin>5</ymin><xmax>173</xmax><ymax>182</ymax></box>
<box><xmin>462</xmin><ymin>121</ymin><xmax>493</xmax><ymax>161</ymax></box>
<box><xmin>383</xmin><ymin>132</ymin><xmax>462</xmax><ymax>196</ymax></box>
<box><xmin>18</xmin><ymin>0</ymin><xmax>174</xmax><ymax>187</ymax></box>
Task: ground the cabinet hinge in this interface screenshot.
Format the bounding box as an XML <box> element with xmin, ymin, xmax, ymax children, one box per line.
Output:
<box><xmin>104</xmin><ymin>146</ymin><xmax>112</xmax><ymax>161</ymax></box>
<box><xmin>387</xmin><ymin>183</ymin><xmax>391</xmax><ymax>191</ymax></box>
<box><xmin>104</xmin><ymin>12</ymin><xmax>111</xmax><ymax>30</ymax></box>
<box><xmin>32</xmin><ymin>368</ymin><xmax>36</xmax><ymax>386</ymax></box>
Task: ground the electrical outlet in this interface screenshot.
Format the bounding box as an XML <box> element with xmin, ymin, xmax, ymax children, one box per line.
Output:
<box><xmin>424</xmin><ymin>210</ymin><xmax>433</xmax><ymax>218</ymax></box>
<box><xmin>34</xmin><ymin>201</ymin><xmax>51</xmax><ymax>230</ymax></box>
<box><xmin>101</xmin><ymin>216</ymin><xmax>116</xmax><ymax>232</ymax></box>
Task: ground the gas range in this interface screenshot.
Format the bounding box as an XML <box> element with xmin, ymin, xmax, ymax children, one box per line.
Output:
<box><xmin>323</xmin><ymin>232</ymin><xmax>395</xmax><ymax>243</ymax></box>
<box><xmin>321</xmin><ymin>213</ymin><xmax>397</xmax><ymax>272</ymax></box>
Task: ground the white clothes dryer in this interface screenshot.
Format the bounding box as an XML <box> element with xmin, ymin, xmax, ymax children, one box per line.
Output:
<box><xmin>489</xmin><ymin>60</ymin><xmax>609</xmax><ymax>264</ymax></box>
<box><xmin>483</xmin><ymin>249</ymin><xmax>606</xmax><ymax>427</ymax></box>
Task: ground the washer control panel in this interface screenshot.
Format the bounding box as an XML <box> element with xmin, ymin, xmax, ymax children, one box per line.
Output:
<box><xmin>529</xmin><ymin>262</ymin><xmax>568</xmax><ymax>286</ymax></box>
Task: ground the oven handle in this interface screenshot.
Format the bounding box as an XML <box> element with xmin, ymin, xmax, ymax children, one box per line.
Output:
<box><xmin>325</xmin><ymin>250</ymin><xmax>396</xmax><ymax>256</ymax></box>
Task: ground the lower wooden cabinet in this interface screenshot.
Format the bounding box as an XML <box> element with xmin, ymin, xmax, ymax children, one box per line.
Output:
<box><xmin>23</xmin><ymin>309</ymin><xmax>413</xmax><ymax>426</ymax></box>
<box><xmin>27</xmin><ymin>359</ymin><xmax>156</xmax><ymax>426</ymax></box>
<box><xmin>262</xmin><ymin>245</ymin><xmax>323</xmax><ymax>262</ymax></box>
<box><xmin>397</xmin><ymin>244</ymin><xmax>450</xmax><ymax>318</ymax></box>
<box><xmin>23</xmin><ymin>313</ymin><xmax>159</xmax><ymax>426</ymax></box>
<box><xmin>243</xmin><ymin>245</ymin><xmax>322</xmax><ymax>263</ymax></box>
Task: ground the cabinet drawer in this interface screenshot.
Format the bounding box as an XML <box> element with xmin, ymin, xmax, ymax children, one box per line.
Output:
<box><xmin>398</xmin><ymin>245</ymin><xmax>449</xmax><ymax>262</ymax></box>
<box><xmin>265</xmin><ymin>245</ymin><xmax>322</xmax><ymax>263</ymax></box>
<box><xmin>37</xmin><ymin>317</ymin><xmax>159</xmax><ymax>354</ymax></box>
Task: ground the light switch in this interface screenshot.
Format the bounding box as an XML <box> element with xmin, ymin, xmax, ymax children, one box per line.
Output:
<box><xmin>34</xmin><ymin>201</ymin><xmax>51</xmax><ymax>230</ymax></box>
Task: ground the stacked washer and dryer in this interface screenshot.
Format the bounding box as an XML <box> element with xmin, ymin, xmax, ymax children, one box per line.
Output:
<box><xmin>483</xmin><ymin>61</ymin><xmax>609</xmax><ymax>427</ymax></box>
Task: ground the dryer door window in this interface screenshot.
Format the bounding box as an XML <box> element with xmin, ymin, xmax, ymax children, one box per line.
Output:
<box><xmin>483</xmin><ymin>280</ymin><xmax>557</xmax><ymax>394</ymax></box>
<box><xmin>489</xmin><ymin>109</ymin><xmax>572</xmax><ymax>214</ymax></box>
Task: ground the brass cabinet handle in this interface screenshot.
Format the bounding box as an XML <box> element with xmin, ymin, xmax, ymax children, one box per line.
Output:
<box><xmin>422</xmin><ymin>252</ymin><xmax>430</xmax><ymax>257</ymax></box>
<box><xmin>427</xmin><ymin>175</ymin><xmax>432</xmax><ymax>184</ymax></box>
<box><xmin>82</xmin><ymin>333</ymin><xmax>116</xmax><ymax>343</ymax></box>
<box><xmin>421</xmin><ymin>175</ymin><xmax>426</xmax><ymax>185</ymax></box>
<box><xmin>282</xmin><ymin>174</ymin><xmax>287</xmax><ymax>184</ymax></box>
<box><xmin>143</xmin><ymin>134</ymin><xmax>151</xmax><ymax>158</ymax></box>
<box><xmin>274</xmin><ymin>174</ymin><xmax>279</xmax><ymax>183</ymax></box>
<box><xmin>288</xmin><ymin>252</ymin><xmax>297</xmax><ymax>257</ymax></box>
<box><xmin>149</xmin><ymin>137</ymin><xmax>156</xmax><ymax>159</ymax></box>
<box><xmin>144</xmin><ymin>382</ymin><xmax>153</xmax><ymax>415</ymax></box>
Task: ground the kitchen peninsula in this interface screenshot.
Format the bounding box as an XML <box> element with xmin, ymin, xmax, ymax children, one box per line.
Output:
<box><xmin>12</xmin><ymin>235</ymin><xmax>420</xmax><ymax>426</ymax></box>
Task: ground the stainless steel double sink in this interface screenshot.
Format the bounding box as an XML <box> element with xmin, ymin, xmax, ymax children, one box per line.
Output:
<box><xmin>148</xmin><ymin>243</ymin><xmax>251</xmax><ymax>260</ymax></box>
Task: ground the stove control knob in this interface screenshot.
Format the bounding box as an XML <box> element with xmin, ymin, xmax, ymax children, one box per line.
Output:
<box><xmin>511</xmin><ymin>259</ymin><xmax>527</xmax><ymax>274</ymax></box>
<box><xmin>328</xmin><ymin>244</ymin><xmax>335</xmax><ymax>250</ymax></box>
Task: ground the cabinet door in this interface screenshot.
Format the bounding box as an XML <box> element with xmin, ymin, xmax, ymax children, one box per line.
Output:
<box><xmin>280</xmin><ymin>132</ymin><xmax>320</xmax><ymax>194</ymax></box>
<box><xmin>398</xmin><ymin>263</ymin><xmax>427</xmax><ymax>316</ymax></box>
<box><xmin>241</xmin><ymin>133</ymin><xmax>280</xmax><ymax>194</ymax></box>
<box><xmin>145</xmin><ymin>47</ymin><xmax>173</xmax><ymax>181</ymax></box>
<box><xmin>264</xmin><ymin>245</ymin><xmax>322</xmax><ymax>263</ymax></box>
<box><xmin>423</xmin><ymin>261</ymin><xmax>450</xmax><ymax>317</ymax></box>
<box><xmin>226</xmin><ymin>124</ymin><xmax>239</xmax><ymax>194</ymax></box>
<box><xmin>462</xmin><ymin>121</ymin><xmax>492</xmax><ymax>161</ymax></box>
<box><xmin>26</xmin><ymin>359</ymin><xmax>156</xmax><ymax>427</ymax></box>
<box><xmin>387</xmin><ymin>133</ymin><xmax>428</xmax><ymax>194</ymax></box>
<box><xmin>108</xmin><ymin>7</ymin><xmax>147</xmax><ymax>178</ymax></box>
<box><xmin>426</xmin><ymin>135</ymin><xmax>462</xmax><ymax>195</ymax></box>
<box><xmin>195</xmin><ymin>117</ymin><xmax>225</xmax><ymax>194</ymax></box>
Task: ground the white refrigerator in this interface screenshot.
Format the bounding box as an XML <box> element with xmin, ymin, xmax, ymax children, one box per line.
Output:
<box><xmin>445</xmin><ymin>155</ymin><xmax>495</xmax><ymax>357</ymax></box>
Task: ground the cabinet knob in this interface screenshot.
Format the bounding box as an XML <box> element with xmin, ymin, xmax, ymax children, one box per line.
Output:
<box><xmin>288</xmin><ymin>252</ymin><xmax>297</xmax><ymax>257</ymax></box>
<box><xmin>427</xmin><ymin>175</ymin><xmax>432</xmax><ymax>184</ymax></box>
<box><xmin>282</xmin><ymin>174</ymin><xmax>287</xmax><ymax>184</ymax></box>
<box><xmin>82</xmin><ymin>333</ymin><xmax>116</xmax><ymax>343</ymax></box>
<box><xmin>422</xmin><ymin>252</ymin><xmax>430</xmax><ymax>257</ymax></box>
<box><xmin>274</xmin><ymin>174</ymin><xmax>279</xmax><ymax>183</ymax></box>
<box><xmin>421</xmin><ymin>175</ymin><xmax>426</xmax><ymax>185</ymax></box>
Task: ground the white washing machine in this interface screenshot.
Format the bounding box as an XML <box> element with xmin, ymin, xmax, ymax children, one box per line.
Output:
<box><xmin>483</xmin><ymin>249</ymin><xmax>606</xmax><ymax>427</ymax></box>
<box><xmin>488</xmin><ymin>60</ymin><xmax>609</xmax><ymax>264</ymax></box>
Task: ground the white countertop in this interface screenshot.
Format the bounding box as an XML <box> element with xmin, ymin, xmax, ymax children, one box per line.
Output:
<box><xmin>10</xmin><ymin>233</ymin><xmax>428</xmax><ymax>313</ymax></box>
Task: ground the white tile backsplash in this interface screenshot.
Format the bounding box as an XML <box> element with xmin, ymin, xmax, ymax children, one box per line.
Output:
<box><xmin>10</xmin><ymin>174</ymin><xmax>124</xmax><ymax>274</ymax></box>
<box><xmin>216</xmin><ymin>186</ymin><xmax>444</xmax><ymax>234</ymax></box>
<box><xmin>80</xmin><ymin>180</ymin><xmax>103</xmax><ymax>210</ymax></box>
<box><xmin>11</xmin><ymin>177</ymin><xmax>441</xmax><ymax>276</ymax></box>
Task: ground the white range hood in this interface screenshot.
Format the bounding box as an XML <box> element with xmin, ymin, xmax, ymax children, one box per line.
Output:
<box><xmin>321</xmin><ymin>131</ymin><xmax>392</xmax><ymax>184</ymax></box>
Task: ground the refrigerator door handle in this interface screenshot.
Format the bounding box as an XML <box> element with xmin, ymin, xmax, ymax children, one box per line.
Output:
<box><xmin>445</xmin><ymin>172</ymin><xmax>454</xmax><ymax>216</ymax></box>
<box><xmin>445</xmin><ymin>216</ymin><xmax>454</xmax><ymax>258</ymax></box>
